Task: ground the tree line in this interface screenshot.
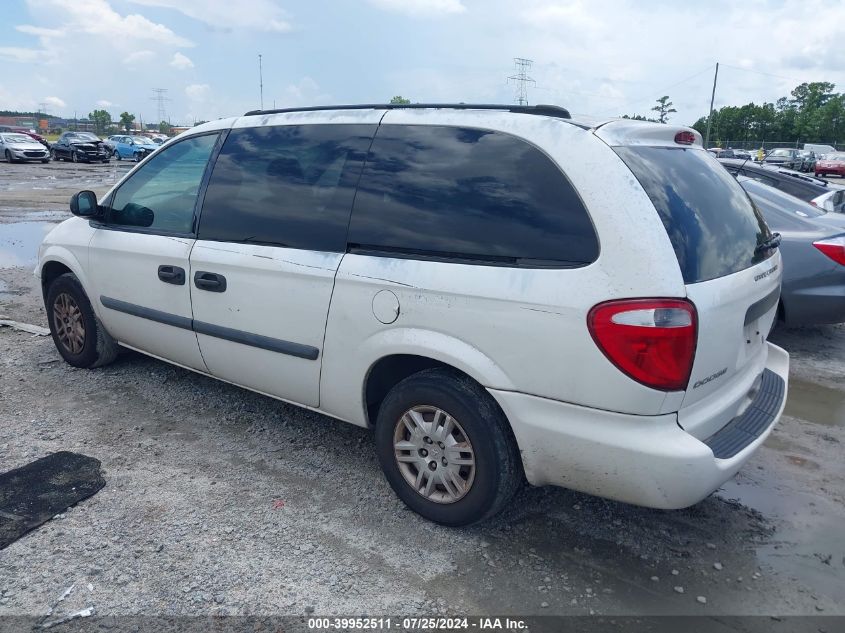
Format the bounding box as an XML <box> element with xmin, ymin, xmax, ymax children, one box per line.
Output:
<box><xmin>689</xmin><ymin>82</ymin><xmax>844</xmax><ymax>147</ymax></box>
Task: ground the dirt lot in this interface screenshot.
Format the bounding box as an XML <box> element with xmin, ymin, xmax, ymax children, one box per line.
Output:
<box><xmin>1</xmin><ymin>161</ymin><xmax>844</xmax><ymax>621</ymax></box>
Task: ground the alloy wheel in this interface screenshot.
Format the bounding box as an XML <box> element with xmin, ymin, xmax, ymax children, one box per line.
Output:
<box><xmin>52</xmin><ymin>292</ymin><xmax>86</xmax><ymax>354</ymax></box>
<box><xmin>393</xmin><ymin>405</ymin><xmax>476</xmax><ymax>504</ymax></box>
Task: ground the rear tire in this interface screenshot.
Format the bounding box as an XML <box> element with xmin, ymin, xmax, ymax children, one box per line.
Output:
<box><xmin>46</xmin><ymin>273</ymin><xmax>119</xmax><ymax>369</ymax></box>
<box><xmin>113</xmin><ymin>150</ymin><xmax>121</xmax><ymax>161</ymax></box>
<box><xmin>374</xmin><ymin>368</ymin><xmax>523</xmax><ymax>526</ymax></box>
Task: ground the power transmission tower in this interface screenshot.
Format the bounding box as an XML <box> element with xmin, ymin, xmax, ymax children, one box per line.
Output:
<box><xmin>150</xmin><ymin>88</ymin><xmax>171</xmax><ymax>124</ymax></box>
<box><xmin>508</xmin><ymin>58</ymin><xmax>536</xmax><ymax>106</ymax></box>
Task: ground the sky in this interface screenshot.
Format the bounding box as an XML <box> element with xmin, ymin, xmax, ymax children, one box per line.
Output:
<box><xmin>1</xmin><ymin>0</ymin><xmax>844</xmax><ymax>127</ymax></box>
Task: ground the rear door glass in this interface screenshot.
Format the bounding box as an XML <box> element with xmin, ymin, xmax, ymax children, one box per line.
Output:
<box><xmin>348</xmin><ymin>125</ymin><xmax>598</xmax><ymax>266</ymax></box>
<box><xmin>615</xmin><ymin>146</ymin><xmax>772</xmax><ymax>283</ymax></box>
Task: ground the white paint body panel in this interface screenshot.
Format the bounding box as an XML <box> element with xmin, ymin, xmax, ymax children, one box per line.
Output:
<box><xmin>88</xmin><ymin>230</ymin><xmax>207</xmax><ymax>371</ymax></box>
<box><xmin>189</xmin><ymin>243</ymin><xmax>342</xmax><ymax>407</ymax></box>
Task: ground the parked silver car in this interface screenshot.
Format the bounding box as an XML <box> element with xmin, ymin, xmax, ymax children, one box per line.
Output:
<box><xmin>739</xmin><ymin>176</ymin><xmax>845</xmax><ymax>326</ymax></box>
<box><xmin>0</xmin><ymin>132</ymin><xmax>50</xmax><ymax>163</ymax></box>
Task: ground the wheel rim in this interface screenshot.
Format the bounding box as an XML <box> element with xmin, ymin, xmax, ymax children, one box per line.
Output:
<box><xmin>393</xmin><ymin>405</ymin><xmax>476</xmax><ymax>504</ymax></box>
<box><xmin>53</xmin><ymin>292</ymin><xmax>86</xmax><ymax>354</ymax></box>
<box><xmin>72</xmin><ymin>152</ymin><xmax>77</xmax><ymax>162</ymax></box>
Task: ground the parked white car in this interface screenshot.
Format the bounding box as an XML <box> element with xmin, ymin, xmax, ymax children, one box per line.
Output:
<box><xmin>812</xmin><ymin>188</ymin><xmax>845</xmax><ymax>213</ymax></box>
<box><xmin>1</xmin><ymin>132</ymin><xmax>50</xmax><ymax>163</ymax></box>
<box><xmin>36</xmin><ymin>104</ymin><xmax>789</xmax><ymax>525</ymax></box>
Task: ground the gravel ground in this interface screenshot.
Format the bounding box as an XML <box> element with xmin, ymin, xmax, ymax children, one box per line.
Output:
<box><xmin>1</xmin><ymin>161</ymin><xmax>844</xmax><ymax>620</ymax></box>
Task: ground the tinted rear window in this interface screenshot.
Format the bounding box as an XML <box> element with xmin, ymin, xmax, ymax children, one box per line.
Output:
<box><xmin>348</xmin><ymin>125</ymin><xmax>598</xmax><ymax>267</ymax></box>
<box><xmin>615</xmin><ymin>146</ymin><xmax>772</xmax><ymax>283</ymax></box>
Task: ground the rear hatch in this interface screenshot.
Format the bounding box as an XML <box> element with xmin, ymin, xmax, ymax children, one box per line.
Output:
<box><xmin>611</xmin><ymin>138</ymin><xmax>781</xmax><ymax>437</ymax></box>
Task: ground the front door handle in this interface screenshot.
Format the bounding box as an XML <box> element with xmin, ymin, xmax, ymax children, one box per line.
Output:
<box><xmin>158</xmin><ymin>265</ymin><xmax>185</xmax><ymax>285</ymax></box>
<box><xmin>194</xmin><ymin>271</ymin><xmax>227</xmax><ymax>293</ymax></box>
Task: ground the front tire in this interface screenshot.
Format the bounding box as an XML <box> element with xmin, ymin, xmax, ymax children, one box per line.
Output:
<box><xmin>374</xmin><ymin>368</ymin><xmax>523</xmax><ymax>526</ymax></box>
<box><xmin>5</xmin><ymin>150</ymin><xmax>14</xmax><ymax>163</ymax></box>
<box><xmin>46</xmin><ymin>273</ymin><xmax>119</xmax><ymax>369</ymax></box>
<box><xmin>71</xmin><ymin>151</ymin><xmax>78</xmax><ymax>163</ymax></box>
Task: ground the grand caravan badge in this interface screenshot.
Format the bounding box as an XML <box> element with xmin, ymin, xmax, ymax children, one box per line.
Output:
<box><xmin>754</xmin><ymin>264</ymin><xmax>779</xmax><ymax>282</ymax></box>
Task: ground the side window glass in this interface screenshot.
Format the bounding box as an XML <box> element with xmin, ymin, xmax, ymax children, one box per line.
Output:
<box><xmin>348</xmin><ymin>125</ymin><xmax>599</xmax><ymax>266</ymax></box>
<box><xmin>198</xmin><ymin>124</ymin><xmax>375</xmax><ymax>251</ymax></box>
<box><xmin>108</xmin><ymin>133</ymin><xmax>219</xmax><ymax>233</ymax></box>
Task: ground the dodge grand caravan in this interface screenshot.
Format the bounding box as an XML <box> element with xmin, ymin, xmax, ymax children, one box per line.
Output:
<box><xmin>37</xmin><ymin>104</ymin><xmax>789</xmax><ymax>526</ymax></box>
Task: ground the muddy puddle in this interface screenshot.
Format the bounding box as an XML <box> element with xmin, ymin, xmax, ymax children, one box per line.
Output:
<box><xmin>0</xmin><ymin>221</ymin><xmax>56</xmax><ymax>269</ymax></box>
<box><xmin>784</xmin><ymin>378</ymin><xmax>845</xmax><ymax>427</ymax></box>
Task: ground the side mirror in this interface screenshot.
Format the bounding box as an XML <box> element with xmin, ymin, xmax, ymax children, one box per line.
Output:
<box><xmin>129</xmin><ymin>140</ymin><xmax>135</xmax><ymax>146</ymax></box>
<box><xmin>70</xmin><ymin>190</ymin><xmax>100</xmax><ymax>217</ymax></box>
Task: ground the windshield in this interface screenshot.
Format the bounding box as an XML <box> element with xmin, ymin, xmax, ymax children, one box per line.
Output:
<box><xmin>1</xmin><ymin>134</ymin><xmax>32</xmax><ymax>143</ymax></box>
<box><xmin>826</xmin><ymin>153</ymin><xmax>845</xmax><ymax>161</ymax></box>
<box><xmin>615</xmin><ymin>146</ymin><xmax>772</xmax><ymax>283</ymax></box>
<box><xmin>769</xmin><ymin>149</ymin><xmax>791</xmax><ymax>157</ymax></box>
<box><xmin>68</xmin><ymin>132</ymin><xmax>99</xmax><ymax>141</ymax></box>
<box><xmin>133</xmin><ymin>136</ymin><xmax>154</xmax><ymax>144</ymax></box>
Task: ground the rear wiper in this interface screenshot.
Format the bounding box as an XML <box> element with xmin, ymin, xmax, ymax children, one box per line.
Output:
<box><xmin>755</xmin><ymin>232</ymin><xmax>782</xmax><ymax>254</ymax></box>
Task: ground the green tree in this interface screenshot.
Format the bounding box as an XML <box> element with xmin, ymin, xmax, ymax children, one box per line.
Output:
<box><xmin>119</xmin><ymin>111</ymin><xmax>135</xmax><ymax>133</ymax></box>
<box><xmin>651</xmin><ymin>95</ymin><xmax>677</xmax><ymax>124</ymax></box>
<box><xmin>621</xmin><ymin>114</ymin><xmax>657</xmax><ymax>122</ymax></box>
<box><xmin>389</xmin><ymin>95</ymin><xmax>411</xmax><ymax>104</ymax></box>
<box><xmin>88</xmin><ymin>109</ymin><xmax>111</xmax><ymax>135</ymax></box>
<box><xmin>158</xmin><ymin>120</ymin><xmax>172</xmax><ymax>135</ymax></box>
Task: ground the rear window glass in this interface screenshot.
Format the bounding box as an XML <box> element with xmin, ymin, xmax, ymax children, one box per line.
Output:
<box><xmin>615</xmin><ymin>146</ymin><xmax>772</xmax><ymax>283</ymax></box>
<box><xmin>348</xmin><ymin>125</ymin><xmax>598</xmax><ymax>267</ymax></box>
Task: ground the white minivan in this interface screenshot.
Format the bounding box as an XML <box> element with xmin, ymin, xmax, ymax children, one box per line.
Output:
<box><xmin>37</xmin><ymin>104</ymin><xmax>789</xmax><ymax>525</ymax></box>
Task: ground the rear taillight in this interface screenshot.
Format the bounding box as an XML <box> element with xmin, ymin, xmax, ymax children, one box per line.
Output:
<box><xmin>674</xmin><ymin>131</ymin><xmax>696</xmax><ymax>145</ymax></box>
<box><xmin>813</xmin><ymin>237</ymin><xmax>845</xmax><ymax>266</ymax></box>
<box><xmin>588</xmin><ymin>299</ymin><xmax>698</xmax><ymax>391</ymax></box>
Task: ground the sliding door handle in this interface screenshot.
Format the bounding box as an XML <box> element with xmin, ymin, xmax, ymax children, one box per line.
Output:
<box><xmin>194</xmin><ymin>271</ymin><xmax>227</xmax><ymax>293</ymax></box>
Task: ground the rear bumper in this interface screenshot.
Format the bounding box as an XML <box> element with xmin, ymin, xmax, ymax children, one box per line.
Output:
<box><xmin>490</xmin><ymin>343</ymin><xmax>789</xmax><ymax>509</ymax></box>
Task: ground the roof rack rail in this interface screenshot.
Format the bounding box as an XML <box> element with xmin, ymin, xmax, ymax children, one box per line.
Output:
<box><xmin>242</xmin><ymin>103</ymin><xmax>571</xmax><ymax>120</ymax></box>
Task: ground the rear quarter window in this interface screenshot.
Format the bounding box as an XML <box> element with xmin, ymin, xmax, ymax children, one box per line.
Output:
<box><xmin>615</xmin><ymin>146</ymin><xmax>772</xmax><ymax>283</ymax></box>
<box><xmin>348</xmin><ymin>125</ymin><xmax>598</xmax><ymax>267</ymax></box>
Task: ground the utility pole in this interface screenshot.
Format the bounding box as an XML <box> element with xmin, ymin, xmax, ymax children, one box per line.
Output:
<box><xmin>259</xmin><ymin>54</ymin><xmax>264</xmax><ymax>110</ymax></box>
<box><xmin>704</xmin><ymin>62</ymin><xmax>719</xmax><ymax>148</ymax></box>
<box><xmin>507</xmin><ymin>58</ymin><xmax>535</xmax><ymax>106</ymax></box>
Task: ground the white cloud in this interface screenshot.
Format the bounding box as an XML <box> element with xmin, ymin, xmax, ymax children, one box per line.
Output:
<box><xmin>123</xmin><ymin>50</ymin><xmax>156</xmax><ymax>65</ymax></box>
<box><xmin>44</xmin><ymin>95</ymin><xmax>66</xmax><ymax>109</ymax></box>
<box><xmin>277</xmin><ymin>77</ymin><xmax>331</xmax><ymax>107</ymax></box>
<box><xmin>185</xmin><ymin>83</ymin><xmax>211</xmax><ymax>101</ymax></box>
<box><xmin>367</xmin><ymin>0</ymin><xmax>466</xmax><ymax>17</ymax></box>
<box><xmin>31</xmin><ymin>0</ymin><xmax>192</xmax><ymax>47</ymax></box>
<box><xmin>15</xmin><ymin>25</ymin><xmax>65</xmax><ymax>37</ymax></box>
<box><xmin>96</xmin><ymin>99</ymin><xmax>113</xmax><ymax>107</ymax></box>
<box><xmin>170</xmin><ymin>52</ymin><xmax>194</xmax><ymax>70</ymax></box>
<box><xmin>0</xmin><ymin>46</ymin><xmax>47</xmax><ymax>63</ymax></box>
<box><xmin>130</xmin><ymin>0</ymin><xmax>292</xmax><ymax>32</ymax></box>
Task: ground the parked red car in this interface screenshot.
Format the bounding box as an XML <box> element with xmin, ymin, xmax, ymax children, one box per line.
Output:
<box><xmin>816</xmin><ymin>153</ymin><xmax>845</xmax><ymax>178</ymax></box>
<box><xmin>0</xmin><ymin>125</ymin><xmax>49</xmax><ymax>147</ymax></box>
